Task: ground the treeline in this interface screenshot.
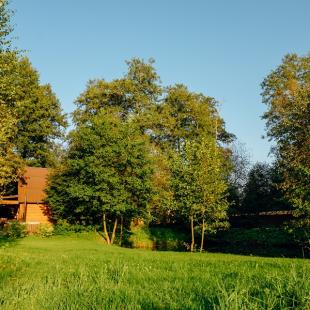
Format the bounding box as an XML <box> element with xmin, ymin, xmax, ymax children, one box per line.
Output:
<box><xmin>46</xmin><ymin>59</ymin><xmax>233</xmax><ymax>252</ymax></box>
<box><xmin>0</xmin><ymin>1</ymin><xmax>309</xmax><ymax>251</ymax></box>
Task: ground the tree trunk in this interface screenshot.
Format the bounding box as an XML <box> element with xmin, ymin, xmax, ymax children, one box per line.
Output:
<box><xmin>200</xmin><ymin>218</ymin><xmax>205</xmax><ymax>252</ymax></box>
<box><xmin>110</xmin><ymin>218</ymin><xmax>118</xmax><ymax>245</ymax></box>
<box><xmin>119</xmin><ymin>216</ymin><xmax>123</xmax><ymax>246</ymax></box>
<box><xmin>103</xmin><ymin>213</ymin><xmax>111</xmax><ymax>244</ymax></box>
<box><xmin>190</xmin><ymin>215</ymin><xmax>195</xmax><ymax>252</ymax></box>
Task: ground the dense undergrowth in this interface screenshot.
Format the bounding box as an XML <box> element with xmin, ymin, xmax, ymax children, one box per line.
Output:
<box><xmin>0</xmin><ymin>234</ymin><xmax>309</xmax><ymax>309</ymax></box>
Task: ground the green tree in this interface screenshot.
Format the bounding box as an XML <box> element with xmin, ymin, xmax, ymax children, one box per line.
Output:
<box><xmin>148</xmin><ymin>84</ymin><xmax>233</xmax><ymax>152</ymax></box>
<box><xmin>172</xmin><ymin>137</ymin><xmax>229</xmax><ymax>252</ymax></box>
<box><xmin>0</xmin><ymin>0</ymin><xmax>67</xmax><ymax>172</ymax></box>
<box><xmin>0</xmin><ymin>53</ymin><xmax>67</xmax><ymax>169</ymax></box>
<box><xmin>0</xmin><ymin>0</ymin><xmax>13</xmax><ymax>52</ymax></box>
<box><xmin>261</xmin><ymin>53</ymin><xmax>310</xmax><ymax>224</ymax></box>
<box><xmin>48</xmin><ymin>58</ymin><xmax>232</xmax><ymax>248</ymax></box>
<box><xmin>0</xmin><ymin>103</ymin><xmax>22</xmax><ymax>194</ymax></box>
<box><xmin>227</xmin><ymin>141</ymin><xmax>251</xmax><ymax>212</ymax></box>
<box><xmin>146</xmin><ymin>84</ymin><xmax>233</xmax><ymax>228</ymax></box>
<box><xmin>47</xmin><ymin>108</ymin><xmax>154</xmax><ymax>244</ymax></box>
<box><xmin>0</xmin><ymin>0</ymin><xmax>21</xmax><ymax>192</ymax></box>
<box><xmin>241</xmin><ymin>162</ymin><xmax>290</xmax><ymax>214</ymax></box>
<box><xmin>9</xmin><ymin>57</ymin><xmax>67</xmax><ymax>167</ymax></box>
<box><xmin>73</xmin><ymin>58</ymin><xmax>161</xmax><ymax>126</ymax></box>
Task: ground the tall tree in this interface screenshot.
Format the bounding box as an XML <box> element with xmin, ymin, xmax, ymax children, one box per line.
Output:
<box><xmin>11</xmin><ymin>57</ymin><xmax>67</xmax><ymax>167</ymax></box>
<box><xmin>172</xmin><ymin>137</ymin><xmax>229</xmax><ymax>252</ymax></box>
<box><xmin>47</xmin><ymin>108</ymin><xmax>154</xmax><ymax>244</ymax></box>
<box><xmin>0</xmin><ymin>0</ymin><xmax>21</xmax><ymax>192</ymax></box>
<box><xmin>73</xmin><ymin>58</ymin><xmax>161</xmax><ymax>126</ymax></box>
<box><xmin>0</xmin><ymin>103</ymin><xmax>22</xmax><ymax>194</ymax></box>
<box><xmin>262</xmin><ymin>53</ymin><xmax>310</xmax><ymax>224</ymax></box>
<box><xmin>149</xmin><ymin>84</ymin><xmax>233</xmax><ymax>152</ymax></box>
<box><xmin>227</xmin><ymin>141</ymin><xmax>251</xmax><ymax>212</ymax></box>
<box><xmin>0</xmin><ymin>0</ymin><xmax>67</xmax><ymax>172</ymax></box>
<box><xmin>0</xmin><ymin>54</ymin><xmax>67</xmax><ymax>168</ymax></box>
<box><xmin>241</xmin><ymin>162</ymin><xmax>290</xmax><ymax>214</ymax></box>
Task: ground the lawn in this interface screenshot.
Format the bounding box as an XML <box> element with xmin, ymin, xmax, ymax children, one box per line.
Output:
<box><xmin>0</xmin><ymin>233</ymin><xmax>309</xmax><ymax>310</ymax></box>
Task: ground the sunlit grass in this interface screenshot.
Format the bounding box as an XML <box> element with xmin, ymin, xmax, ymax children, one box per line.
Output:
<box><xmin>0</xmin><ymin>233</ymin><xmax>309</xmax><ymax>309</ymax></box>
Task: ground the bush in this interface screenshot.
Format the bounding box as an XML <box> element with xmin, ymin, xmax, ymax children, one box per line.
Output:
<box><xmin>124</xmin><ymin>224</ymin><xmax>188</xmax><ymax>251</ymax></box>
<box><xmin>53</xmin><ymin>219</ymin><xmax>94</xmax><ymax>235</ymax></box>
<box><xmin>35</xmin><ymin>224</ymin><xmax>54</xmax><ymax>237</ymax></box>
<box><xmin>0</xmin><ymin>221</ymin><xmax>27</xmax><ymax>239</ymax></box>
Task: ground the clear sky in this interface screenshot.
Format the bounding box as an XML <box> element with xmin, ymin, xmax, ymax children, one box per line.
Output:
<box><xmin>11</xmin><ymin>0</ymin><xmax>310</xmax><ymax>163</ymax></box>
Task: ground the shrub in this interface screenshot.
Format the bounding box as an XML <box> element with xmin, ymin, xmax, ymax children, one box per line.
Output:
<box><xmin>0</xmin><ymin>221</ymin><xmax>27</xmax><ymax>239</ymax></box>
<box><xmin>53</xmin><ymin>219</ymin><xmax>94</xmax><ymax>235</ymax></box>
<box><xmin>35</xmin><ymin>224</ymin><xmax>54</xmax><ymax>237</ymax></box>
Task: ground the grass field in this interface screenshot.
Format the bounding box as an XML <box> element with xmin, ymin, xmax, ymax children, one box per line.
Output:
<box><xmin>0</xmin><ymin>233</ymin><xmax>309</xmax><ymax>309</ymax></box>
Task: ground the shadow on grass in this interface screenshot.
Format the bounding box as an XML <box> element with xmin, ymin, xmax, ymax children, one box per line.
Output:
<box><xmin>122</xmin><ymin>225</ymin><xmax>310</xmax><ymax>258</ymax></box>
<box><xmin>205</xmin><ymin>241</ymin><xmax>309</xmax><ymax>259</ymax></box>
<box><xmin>205</xmin><ymin>228</ymin><xmax>310</xmax><ymax>258</ymax></box>
<box><xmin>0</xmin><ymin>237</ymin><xmax>19</xmax><ymax>249</ymax></box>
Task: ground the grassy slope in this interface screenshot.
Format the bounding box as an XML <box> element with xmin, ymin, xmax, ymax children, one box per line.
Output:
<box><xmin>0</xmin><ymin>234</ymin><xmax>309</xmax><ymax>310</ymax></box>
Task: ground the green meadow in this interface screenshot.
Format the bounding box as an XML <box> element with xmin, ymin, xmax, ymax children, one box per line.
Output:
<box><xmin>0</xmin><ymin>234</ymin><xmax>309</xmax><ymax>310</ymax></box>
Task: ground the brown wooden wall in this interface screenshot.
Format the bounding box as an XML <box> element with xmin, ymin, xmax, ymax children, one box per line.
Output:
<box><xmin>18</xmin><ymin>167</ymin><xmax>51</xmax><ymax>224</ymax></box>
<box><xmin>25</xmin><ymin>204</ymin><xmax>50</xmax><ymax>223</ymax></box>
<box><xmin>18</xmin><ymin>167</ymin><xmax>49</xmax><ymax>204</ymax></box>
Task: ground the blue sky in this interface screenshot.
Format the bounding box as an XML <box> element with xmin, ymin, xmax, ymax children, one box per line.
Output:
<box><xmin>12</xmin><ymin>0</ymin><xmax>310</xmax><ymax>163</ymax></box>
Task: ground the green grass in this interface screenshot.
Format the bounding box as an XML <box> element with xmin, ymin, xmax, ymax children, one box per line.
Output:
<box><xmin>0</xmin><ymin>234</ymin><xmax>309</xmax><ymax>309</ymax></box>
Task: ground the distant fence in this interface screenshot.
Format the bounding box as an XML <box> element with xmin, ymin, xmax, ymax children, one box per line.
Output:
<box><xmin>229</xmin><ymin>211</ymin><xmax>294</xmax><ymax>228</ymax></box>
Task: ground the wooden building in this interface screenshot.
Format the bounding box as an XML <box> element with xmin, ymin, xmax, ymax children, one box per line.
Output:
<box><xmin>0</xmin><ymin>167</ymin><xmax>51</xmax><ymax>225</ymax></box>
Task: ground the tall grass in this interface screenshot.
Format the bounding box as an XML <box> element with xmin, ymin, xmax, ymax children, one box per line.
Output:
<box><xmin>0</xmin><ymin>233</ymin><xmax>309</xmax><ymax>309</ymax></box>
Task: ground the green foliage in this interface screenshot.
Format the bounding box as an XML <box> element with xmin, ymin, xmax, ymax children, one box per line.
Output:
<box><xmin>73</xmin><ymin>58</ymin><xmax>161</xmax><ymax>126</ymax></box>
<box><xmin>0</xmin><ymin>52</ymin><xmax>67</xmax><ymax>191</ymax></box>
<box><xmin>148</xmin><ymin>84</ymin><xmax>233</xmax><ymax>152</ymax></box>
<box><xmin>262</xmin><ymin>53</ymin><xmax>310</xmax><ymax>222</ymax></box>
<box><xmin>3</xmin><ymin>56</ymin><xmax>67</xmax><ymax>167</ymax></box>
<box><xmin>0</xmin><ymin>235</ymin><xmax>309</xmax><ymax>309</ymax></box>
<box><xmin>0</xmin><ymin>0</ymin><xmax>13</xmax><ymax>52</ymax></box>
<box><xmin>227</xmin><ymin>141</ymin><xmax>251</xmax><ymax>211</ymax></box>
<box><xmin>47</xmin><ymin>108</ymin><xmax>154</xmax><ymax>227</ymax></box>
<box><xmin>53</xmin><ymin>220</ymin><xmax>95</xmax><ymax>235</ymax></box>
<box><xmin>0</xmin><ymin>102</ymin><xmax>23</xmax><ymax>193</ymax></box>
<box><xmin>0</xmin><ymin>0</ymin><xmax>67</xmax><ymax>178</ymax></box>
<box><xmin>124</xmin><ymin>224</ymin><xmax>188</xmax><ymax>251</ymax></box>
<box><xmin>172</xmin><ymin>137</ymin><xmax>230</xmax><ymax>250</ymax></box>
<box><xmin>34</xmin><ymin>224</ymin><xmax>54</xmax><ymax>238</ymax></box>
<box><xmin>0</xmin><ymin>221</ymin><xmax>27</xmax><ymax>239</ymax></box>
<box><xmin>241</xmin><ymin>162</ymin><xmax>291</xmax><ymax>214</ymax></box>
<box><xmin>48</xmin><ymin>58</ymin><xmax>233</xmax><ymax>249</ymax></box>
<box><xmin>0</xmin><ymin>2</ymin><xmax>23</xmax><ymax>191</ymax></box>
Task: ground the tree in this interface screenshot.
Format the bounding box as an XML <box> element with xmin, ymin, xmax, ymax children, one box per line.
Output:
<box><xmin>146</xmin><ymin>85</ymin><xmax>233</xmax><ymax>230</ymax></box>
<box><xmin>0</xmin><ymin>104</ymin><xmax>22</xmax><ymax>194</ymax></box>
<box><xmin>241</xmin><ymin>162</ymin><xmax>290</xmax><ymax>214</ymax></box>
<box><xmin>73</xmin><ymin>58</ymin><xmax>161</xmax><ymax>126</ymax></box>
<box><xmin>47</xmin><ymin>108</ymin><xmax>154</xmax><ymax>244</ymax></box>
<box><xmin>148</xmin><ymin>84</ymin><xmax>233</xmax><ymax>152</ymax></box>
<box><xmin>7</xmin><ymin>57</ymin><xmax>67</xmax><ymax>167</ymax></box>
<box><xmin>0</xmin><ymin>1</ymin><xmax>23</xmax><ymax>192</ymax></box>
<box><xmin>48</xmin><ymin>57</ymin><xmax>232</xmax><ymax>249</ymax></box>
<box><xmin>149</xmin><ymin>144</ymin><xmax>175</xmax><ymax>224</ymax></box>
<box><xmin>0</xmin><ymin>0</ymin><xmax>13</xmax><ymax>52</ymax></box>
<box><xmin>0</xmin><ymin>0</ymin><xmax>67</xmax><ymax>174</ymax></box>
<box><xmin>261</xmin><ymin>53</ymin><xmax>310</xmax><ymax>224</ymax></box>
<box><xmin>0</xmin><ymin>54</ymin><xmax>67</xmax><ymax>169</ymax></box>
<box><xmin>172</xmin><ymin>137</ymin><xmax>229</xmax><ymax>252</ymax></box>
<box><xmin>227</xmin><ymin>141</ymin><xmax>251</xmax><ymax>212</ymax></box>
